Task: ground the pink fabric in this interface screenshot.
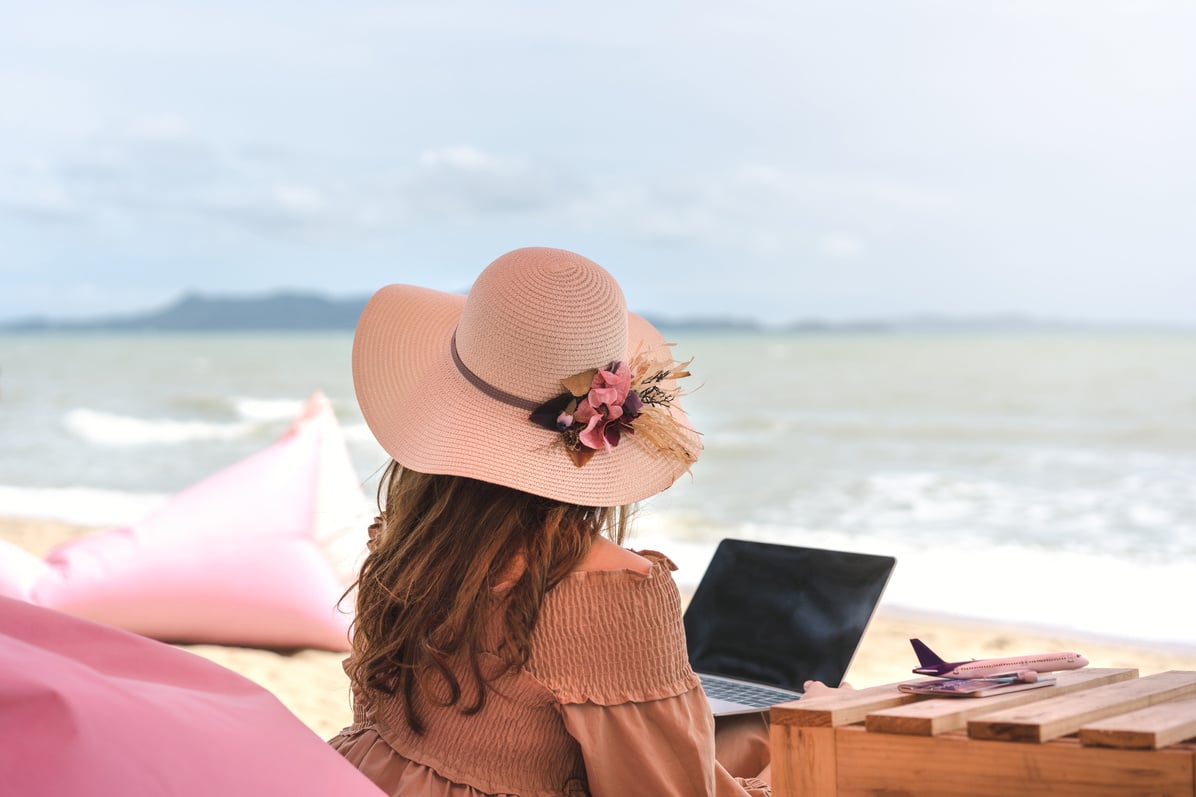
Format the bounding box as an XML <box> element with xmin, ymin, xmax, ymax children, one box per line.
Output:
<box><xmin>0</xmin><ymin>596</ymin><xmax>383</xmax><ymax>796</ymax></box>
<box><xmin>563</xmin><ymin>697</ymin><xmax>771</xmax><ymax>796</ymax></box>
<box><xmin>1</xmin><ymin>392</ymin><xmax>370</xmax><ymax>650</ymax></box>
<box><xmin>0</xmin><ymin>539</ymin><xmax>48</xmax><ymax>601</ymax></box>
<box><xmin>331</xmin><ymin>685</ymin><xmax>771</xmax><ymax>797</ymax></box>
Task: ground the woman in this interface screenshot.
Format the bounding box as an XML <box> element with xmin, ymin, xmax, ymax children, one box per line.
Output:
<box><xmin>333</xmin><ymin>247</ymin><xmax>825</xmax><ymax>795</ymax></box>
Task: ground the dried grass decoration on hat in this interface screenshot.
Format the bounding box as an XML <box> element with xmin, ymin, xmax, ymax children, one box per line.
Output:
<box><xmin>528</xmin><ymin>346</ymin><xmax>695</xmax><ymax>469</ymax></box>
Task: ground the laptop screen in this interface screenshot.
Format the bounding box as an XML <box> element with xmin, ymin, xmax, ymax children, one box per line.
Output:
<box><xmin>683</xmin><ymin>539</ymin><xmax>896</xmax><ymax>691</ymax></box>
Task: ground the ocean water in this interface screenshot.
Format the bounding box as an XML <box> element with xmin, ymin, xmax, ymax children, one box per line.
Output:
<box><xmin>2</xmin><ymin>329</ymin><xmax>1194</xmax><ymax>648</ymax></box>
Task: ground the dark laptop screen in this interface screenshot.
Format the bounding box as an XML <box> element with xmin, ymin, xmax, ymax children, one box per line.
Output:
<box><xmin>683</xmin><ymin>539</ymin><xmax>895</xmax><ymax>691</ymax></box>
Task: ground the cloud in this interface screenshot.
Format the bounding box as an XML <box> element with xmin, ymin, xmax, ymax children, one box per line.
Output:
<box><xmin>0</xmin><ymin>175</ymin><xmax>84</xmax><ymax>224</ymax></box>
<box><xmin>195</xmin><ymin>183</ymin><xmax>342</xmax><ymax>233</ymax></box>
<box><xmin>404</xmin><ymin>146</ymin><xmax>577</xmax><ymax>217</ymax></box>
<box><xmin>563</xmin><ymin>165</ymin><xmax>951</xmax><ymax>261</ymax></box>
<box><xmin>818</xmin><ymin>232</ymin><xmax>865</xmax><ymax>259</ymax></box>
<box><xmin>1</xmin><ymin>131</ymin><xmax>586</xmax><ymax>237</ymax></box>
<box><xmin>562</xmin><ymin>166</ymin><xmax>798</xmax><ymax>254</ymax></box>
<box><xmin>1</xmin><ymin>118</ymin><xmax>956</xmax><ymax>268</ymax></box>
<box><xmin>418</xmin><ymin>146</ymin><xmax>507</xmax><ymax>171</ymax></box>
<box><xmin>0</xmin><ymin>118</ymin><xmax>357</xmax><ymax>237</ymax></box>
<box><xmin>126</xmin><ymin>113</ymin><xmax>194</xmax><ymax>143</ymax></box>
<box><xmin>271</xmin><ymin>184</ymin><xmax>330</xmax><ymax>216</ymax></box>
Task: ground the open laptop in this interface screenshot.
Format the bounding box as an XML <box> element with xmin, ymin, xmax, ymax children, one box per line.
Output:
<box><xmin>683</xmin><ymin>539</ymin><xmax>896</xmax><ymax>716</ymax></box>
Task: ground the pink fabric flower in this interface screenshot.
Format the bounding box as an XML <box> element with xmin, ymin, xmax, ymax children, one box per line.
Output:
<box><xmin>586</xmin><ymin>362</ymin><xmax>631</xmax><ymax>411</ymax></box>
<box><xmin>574</xmin><ymin>362</ymin><xmax>633</xmax><ymax>452</ymax></box>
<box><xmin>530</xmin><ymin>354</ymin><xmax>693</xmax><ymax>468</ymax></box>
<box><xmin>578</xmin><ymin>402</ymin><xmax>624</xmax><ymax>451</ymax></box>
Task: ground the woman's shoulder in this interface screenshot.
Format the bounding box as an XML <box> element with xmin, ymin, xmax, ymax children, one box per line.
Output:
<box><xmin>571</xmin><ymin>537</ymin><xmax>658</xmax><ymax>575</ymax></box>
<box><xmin>552</xmin><ymin>542</ymin><xmax>679</xmax><ymax>597</ymax></box>
<box><xmin>527</xmin><ymin>541</ymin><xmax>696</xmax><ymax>705</ymax></box>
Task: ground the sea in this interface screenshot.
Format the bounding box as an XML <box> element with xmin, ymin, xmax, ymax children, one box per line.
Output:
<box><xmin>2</xmin><ymin>329</ymin><xmax>1194</xmax><ymax>649</ymax></box>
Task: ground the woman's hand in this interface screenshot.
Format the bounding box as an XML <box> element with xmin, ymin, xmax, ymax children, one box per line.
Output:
<box><xmin>802</xmin><ymin>680</ymin><xmax>855</xmax><ymax>699</ymax></box>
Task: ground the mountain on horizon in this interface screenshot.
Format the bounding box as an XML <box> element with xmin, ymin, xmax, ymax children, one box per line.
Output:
<box><xmin>0</xmin><ymin>291</ymin><xmax>768</xmax><ymax>333</ymax></box>
<box><xmin>0</xmin><ymin>292</ymin><xmax>1174</xmax><ymax>334</ymax></box>
<box><xmin>2</xmin><ymin>291</ymin><xmax>369</xmax><ymax>332</ymax></box>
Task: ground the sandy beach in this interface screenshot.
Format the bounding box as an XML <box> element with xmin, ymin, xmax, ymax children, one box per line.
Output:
<box><xmin>6</xmin><ymin>515</ymin><xmax>1195</xmax><ymax>740</ymax></box>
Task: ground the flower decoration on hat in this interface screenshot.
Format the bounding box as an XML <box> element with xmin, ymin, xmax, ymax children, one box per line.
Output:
<box><xmin>530</xmin><ymin>346</ymin><xmax>698</xmax><ymax>469</ymax></box>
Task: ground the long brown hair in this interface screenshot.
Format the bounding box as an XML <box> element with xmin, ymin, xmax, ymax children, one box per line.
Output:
<box><xmin>347</xmin><ymin>462</ymin><xmax>631</xmax><ymax>733</ymax></box>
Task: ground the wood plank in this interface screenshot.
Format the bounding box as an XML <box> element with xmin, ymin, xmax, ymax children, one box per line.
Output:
<box><xmin>1079</xmin><ymin>697</ymin><xmax>1196</xmax><ymax>750</ymax></box>
<box><xmin>770</xmin><ymin>681</ymin><xmax>916</xmax><ymax>728</ymax></box>
<box><xmin>866</xmin><ymin>668</ymin><xmax>1137</xmax><ymax>737</ymax></box>
<box><xmin>770</xmin><ymin>724</ymin><xmax>836</xmax><ymax>797</ymax></box>
<box><xmin>968</xmin><ymin>671</ymin><xmax>1196</xmax><ymax>744</ymax></box>
<box><xmin>833</xmin><ymin>725</ymin><xmax>1196</xmax><ymax>797</ymax></box>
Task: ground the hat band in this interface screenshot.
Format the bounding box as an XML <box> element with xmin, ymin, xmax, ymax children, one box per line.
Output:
<box><xmin>450</xmin><ymin>331</ymin><xmax>540</xmax><ymax>412</ymax></box>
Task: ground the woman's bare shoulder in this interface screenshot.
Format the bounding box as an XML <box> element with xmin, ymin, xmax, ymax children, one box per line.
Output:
<box><xmin>573</xmin><ymin>537</ymin><xmax>653</xmax><ymax>574</ymax></box>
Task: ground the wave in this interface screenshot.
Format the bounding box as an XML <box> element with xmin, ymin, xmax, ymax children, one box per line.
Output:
<box><xmin>0</xmin><ymin>484</ymin><xmax>167</xmax><ymax>526</ymax></box>
<box><xmin>635</xmin><ymin>514</ymin><xmax>1196</xmax><ymax>650</ymax></box>
<box><xmin>64</xmin><ymin>395</ymin><xmax>370</xmax><ymax>447</ymax></box>
<box><xmin>63</xmin><ymin>408</ymin><xmax>255</xmax><ymax>446</ymax></box>
<box><xmin>656</xmin><ymin>462</ymin><xmax>1196</xmax><ymax>563</ymax></box>
<box><xmin>230</xmin><ymin>397</ymin><xmax>308</xmax><ymax>423</ymax></box>
<box><xmin>5</xmin><ymin>479</ymin><xmax>1192</xmax><ymax>650</ymax></box>
<box><xmin>342</xmin><ymin>423</ymin><xmax>378</xmax><ymax>444</ymax></box>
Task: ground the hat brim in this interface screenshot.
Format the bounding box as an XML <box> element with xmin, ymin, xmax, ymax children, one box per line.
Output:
<box><xmin>352</xmin><ymin>284</ymin><xmax>698</xmax><ymax>507</ymax></box>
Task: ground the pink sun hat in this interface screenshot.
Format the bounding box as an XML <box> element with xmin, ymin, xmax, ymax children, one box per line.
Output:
<box><xmin>352</xmin><ymin>247</ymin><xmax>700</xmax><ymax>507</ymax></box>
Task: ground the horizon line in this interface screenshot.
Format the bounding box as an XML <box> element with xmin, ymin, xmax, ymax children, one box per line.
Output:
<box><xmin>1</xmin><ymin>288</ymin><xmax>1193</xmax><ymax>333</ymax></box>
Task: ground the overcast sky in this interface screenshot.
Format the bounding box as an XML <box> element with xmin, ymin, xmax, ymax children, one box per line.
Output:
<box><xmin>2</xmin><ymin>1</ymin><xmax>1194</xmax><ymax>325</ymax></box>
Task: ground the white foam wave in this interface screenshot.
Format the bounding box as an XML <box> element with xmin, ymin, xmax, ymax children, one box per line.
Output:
<box><xmin>634</xmin><ymin>515</ymin><xmax>1196</xmax><ymax>650</ymax></box>
<box><xmin>63</xmin><ymin>408</ymin><xmax>253</xmax><ymax>446</ymax></box>
<box><xmin>231</xmin><ymin>397</ymin><xmax>307</xmax><ymax>423</ymax></box>
<box><xmin>343</xmin><ymin>423</ymin><xmax>381</xmax><ymax>444</ymax></box>
<box><xmin>749</xmin><ymin>469</ymin><xmax>1196</xmax><ymax>560</ymax></box>
<box><xmin>0</xmin><ymin>484</ymin><xmax>166</xmax><ymax>526</ymax></box>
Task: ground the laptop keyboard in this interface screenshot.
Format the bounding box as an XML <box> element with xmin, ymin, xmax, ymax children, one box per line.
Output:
<box><xmin>699</xmin><ymin>673</ymin><xmax>802</xmax><ymax>707</ymax></box>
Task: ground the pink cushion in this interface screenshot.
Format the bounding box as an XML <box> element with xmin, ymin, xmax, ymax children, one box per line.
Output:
<box><xmin>14</xmin><ymin>392</ymin><xmax>369</xmax><ymax>650</ymax></box>
<box><xmin>0</xmin><ymin>596</ymin><xmax>382</xmax><ymax>796</ymax></box>
<box><xmin>0</xmin><ymin>539</ymin><xmax>49</xmax><ymax>602</ymax></box>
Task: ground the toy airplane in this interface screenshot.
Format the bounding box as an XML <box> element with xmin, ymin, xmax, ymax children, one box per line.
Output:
<box><xmin>911</xmin><ymin>638</ymin><xmax>1089</xmax><ymax>683</ymax></box>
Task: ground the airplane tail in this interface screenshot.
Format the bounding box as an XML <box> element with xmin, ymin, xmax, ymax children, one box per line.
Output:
<box><xmin>910</xmin><ymin>638</ymin><xmax>947</xmax><ymax>668</ymax></box>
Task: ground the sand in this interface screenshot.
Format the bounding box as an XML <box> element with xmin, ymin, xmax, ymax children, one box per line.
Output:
<box><xmin>5</xmin><ymin>515</ymin><xmax>1195</xmax><ymax>740</ymax></box>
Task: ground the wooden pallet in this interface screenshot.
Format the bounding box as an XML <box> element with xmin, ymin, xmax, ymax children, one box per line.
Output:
<box><xmin>770</xmin><ymin>669</ymin><xmax>1196</xmax><ymax>797</ymax></box>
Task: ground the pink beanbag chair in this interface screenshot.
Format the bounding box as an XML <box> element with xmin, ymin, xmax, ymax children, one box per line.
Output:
<box><xmin>7</xmin><ymin>392</ymin><xmax>370</xmax><ymax>650</ymax></box>
<box><xmin>0</xmin><ymin>596</ymin><xmax>383</xmax><ymax>796</ymax></box>
<box><xmin>0</xmin><ymin>540</ymin><xmax>49</xmax><ymax>602</ymax></box>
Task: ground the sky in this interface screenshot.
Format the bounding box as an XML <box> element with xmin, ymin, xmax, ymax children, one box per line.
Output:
<box><xmin>2</xmin><ymin>0</ymin><xmax>1194</xmax><ymax>325</ymax></box>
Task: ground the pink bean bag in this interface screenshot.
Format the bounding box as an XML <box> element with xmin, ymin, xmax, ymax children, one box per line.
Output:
<box><xmin>0</xmin><ymin>540</ymin><xmax>48</xmax><ymax>602</ymax></box>
<box><xmin>0</xmin><ymin>392</ymin><xmax>370</xmax><ymax>650</ymax></box>
<box><xmin>0</xmin><ymin>596</ymin><xmax>382</xmax><ymax>796</ymax></box>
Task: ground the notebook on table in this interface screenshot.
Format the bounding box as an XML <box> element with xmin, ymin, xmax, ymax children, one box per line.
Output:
<box><xmin>682</xmin><ymin>539</ymin><xmax>896</xmax><ymax>717</ymax></box>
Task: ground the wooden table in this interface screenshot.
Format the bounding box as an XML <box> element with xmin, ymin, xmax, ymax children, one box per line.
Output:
<box><xmin>770</xmin><ymin>669</ymin><xmax>1196</xmax><ymax>796</ymax></box>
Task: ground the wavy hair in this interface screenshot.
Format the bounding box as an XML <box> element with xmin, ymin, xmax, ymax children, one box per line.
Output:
<box><xmin>346</xmin><ymin>462</ymin><xmax>631</xmax><ymax>733</ymax></box>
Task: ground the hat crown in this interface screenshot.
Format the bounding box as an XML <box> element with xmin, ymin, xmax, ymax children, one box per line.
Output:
<box><xmin>455</xmin><ymin>248</ymin><xmax>628</xmax><ymax>402</ymax></box>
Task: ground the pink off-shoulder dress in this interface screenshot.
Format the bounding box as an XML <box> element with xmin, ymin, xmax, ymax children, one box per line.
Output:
<box><xmin>330</xmin><ymin>552</ymin><xmax>771</xmax><ymax>796</ymax></box>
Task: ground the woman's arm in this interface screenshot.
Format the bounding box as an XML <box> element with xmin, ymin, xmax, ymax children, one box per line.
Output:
<box><xmin>562</xmin><ymin>690</ymin><xmax>770</xmax><ymax>797</ymax></box>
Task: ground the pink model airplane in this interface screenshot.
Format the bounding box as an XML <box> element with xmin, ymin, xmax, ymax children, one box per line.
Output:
<box><xmin>911</xmin><ymin>638</ymin><xmax>1089</xmax><ymax>683</ymax></box>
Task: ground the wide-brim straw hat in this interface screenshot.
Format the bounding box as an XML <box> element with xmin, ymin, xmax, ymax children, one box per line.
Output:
<box><xmin>352</xmin><ymin>247</ymin><xmax>700</xmax><ymax>507</ymax></box>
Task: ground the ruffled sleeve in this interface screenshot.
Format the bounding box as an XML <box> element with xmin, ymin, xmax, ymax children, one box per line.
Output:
<box><xmin>561</xmin><ymin>691</ymin><xmax>771</xmax><ymax>797</ymax></box>
<box><xmin>525</xmin><ymin>553</ymin><xmax>699</xmax><ymax>705</ymax></box>
<box><xmin>528</xmin><ymin>554</ymin><xmax>770</xmax><ymax>796</ymax></box>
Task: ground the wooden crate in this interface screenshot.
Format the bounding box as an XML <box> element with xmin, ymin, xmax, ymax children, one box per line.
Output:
<box><xmin>770</xmin><ymin>669</ymin><xmax>1196</xmax><ymax>797</ymax></box>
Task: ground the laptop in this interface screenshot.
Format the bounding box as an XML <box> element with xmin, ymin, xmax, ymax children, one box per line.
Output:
<box><xmin>683</xmin><ymin>539</ymin><xmax>896</xmax><ymax>716</ymax></box>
